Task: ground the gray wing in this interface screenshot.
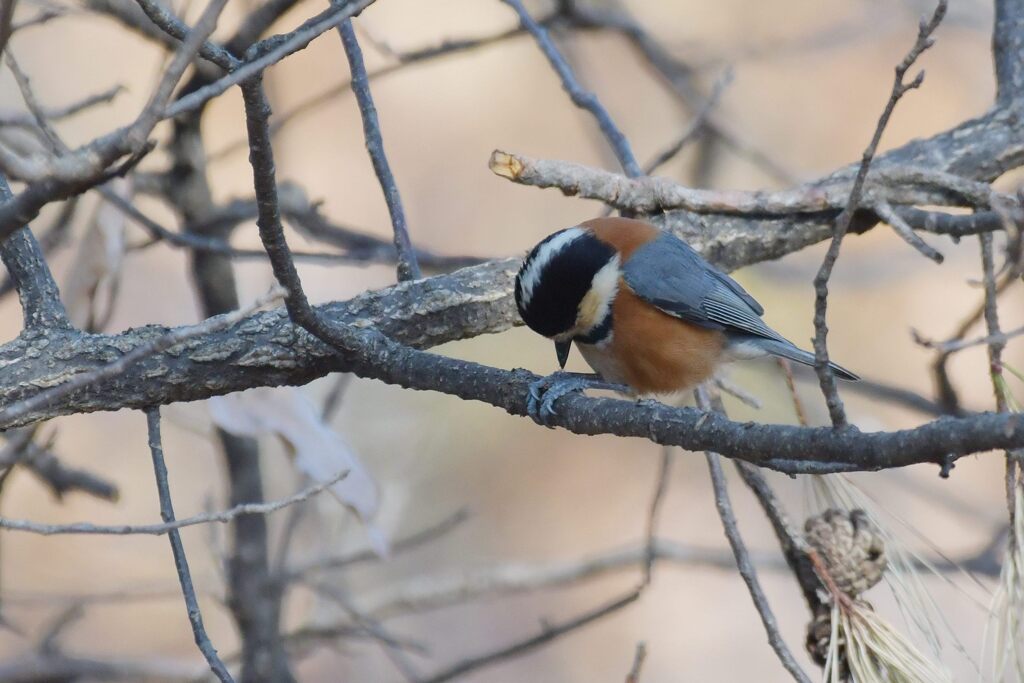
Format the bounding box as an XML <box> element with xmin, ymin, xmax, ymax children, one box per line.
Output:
<box><xmin>621</xmin><ymin>233</ymin><xmax>787</xmax><ymax>343</ymax></box>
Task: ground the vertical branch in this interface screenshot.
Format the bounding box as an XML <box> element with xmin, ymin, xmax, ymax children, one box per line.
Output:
<box><xmin>703</xmin><ymin>452</ymin><xmax>812</xmax><ymax>683</ymax></box>
<box><xmin>979</xmin><ymin>233</ymin><xmax>1021</xmax><ymax>520</ymax></box>
<box><xmin>0</xmin><ymin>173</ymin><xmax>70</xmax><ymax>330</ymax></box>
<box><xmin>0</xmin><ymin>0</ymin><xmax>15</xmax><ymax>56</ymax></box>
<box><xmin>499</xmin><ymin>0</ymin><xmax>642</xmax><ymax>178</ymax></box>
<box><xmin>993</xmin><ymin>0</ymin><xmax>1024</xmax><ymax>106</ymax></box>
<box><xmin>812</xmin><ymin>0</ymin><xmax>946</xmax><ymax>427</ymax></box>
<box><xmin>642</xmin><ymin>445</ymin><xmax>672</xmax><ymax>585</ymax></box>
<box><xmin>178</xmin><ymin>118</ymin><xmax>295</xmax><ymax>683</ymax></box>
<box><xmin>146</xmin><ymin>6</ymin><xmax>307</xmax><ymax>678</ymax></box>
<box><xmin>336</xmin><ymin>16</ymin><xmax>420</xmax><ymax>282</ymax></box>
<box><xmin>695</xmin><ymin>389</ymin><xmax>811</xmax><ymax>683</ymax></box>
<box><xmin>145</xmin><ymin>407</ymin><xmax>234</xmax><ymax>683</ymax></box>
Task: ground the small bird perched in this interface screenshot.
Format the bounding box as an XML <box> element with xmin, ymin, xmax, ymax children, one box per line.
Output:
<box><xmin>515</xmin><ymin>217</ymin><xmax>858</xmax><ymax>422</ymax></box>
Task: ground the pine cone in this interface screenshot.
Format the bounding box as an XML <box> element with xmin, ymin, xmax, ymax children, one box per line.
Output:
<box><xmin>805</xmin><ymin>509</ymin><xmax>886</xmax><ymax>597</ymax></box>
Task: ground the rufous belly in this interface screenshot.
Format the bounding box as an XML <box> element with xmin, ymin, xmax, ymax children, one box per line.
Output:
<box><xmin>576</xmin><ymin>285</ymin><xmax>726</xmax><ymax>395</ymax></box>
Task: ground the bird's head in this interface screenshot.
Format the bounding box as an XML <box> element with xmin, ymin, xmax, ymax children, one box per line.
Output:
<box><xmin>514</xmin><ymin>226</ymin><xmax>620</xmax><ymax>368</ymax></box>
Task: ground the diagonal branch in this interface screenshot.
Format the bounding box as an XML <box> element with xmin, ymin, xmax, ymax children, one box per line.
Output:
<box><xmin>696</xmin><ymin>389</ymin><xmax>811</xmax><ymax>683</ymax></box>
<box><xmin>337</xmin><ymin>16</ymin><xmax>420</xmax><ymax>281</ymax></box>
<box><xmin>705</xmin><ymin>452</ymin><xmax>811</xmax><ymax>682</ymax></box>
<box><xmin>812</xmin><ymin>0</ymin><xmax>947</xmax><ymax>427</ymax></box>
<box><xmin>0</xmin><ymin>0</ymin><xmax>228</xmax><ymax>242</ymax></box>
<box><xmin>499</xmin><ymin>0</ymin><xmax>641</xmax><ymax>177</ymax></box>
<box><xmin>0</xmin><ymin>173</ymin><xmax>69</xmax><ymax>330</ymax></box>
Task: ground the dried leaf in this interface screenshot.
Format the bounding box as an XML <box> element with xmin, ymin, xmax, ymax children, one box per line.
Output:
<box><xmin>208</xmin><ymin>386</ymin><xmax>388</xmax><ymax>555</ymax></box>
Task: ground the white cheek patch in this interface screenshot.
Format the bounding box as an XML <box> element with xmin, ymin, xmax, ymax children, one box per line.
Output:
<box><xmin>576</xmin><ymin>254</ymin><xmax>620</xmax><ymax>332</ymax></box>
<box><xmin>518</xmin><ymin>227</ymin><xmax>585</xmax><ymax>307</ymax></box>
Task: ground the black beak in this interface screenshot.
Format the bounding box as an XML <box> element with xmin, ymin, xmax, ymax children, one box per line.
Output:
<box><xmin>555</xmin><ymin>340</ymin><xmax>571</xmax><ymax>369</ymax></box>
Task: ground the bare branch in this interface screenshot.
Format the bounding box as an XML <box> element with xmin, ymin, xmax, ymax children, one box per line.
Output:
<box><xmin>994</xmin><ymin>0</ymin><xmax>1024</xmax><ymax>105</ymax></box>
<box><xmin>1</xmin><ymin>428</ymin><xmax>119</xmax><ymax>501</ymax></box>
<box><xmin>0</xmin><ymin>287</ymin><xmax>284</xmax><ymax>427</ymax></box>
<box><xmin>812</xmin><ymin>0</ymin><xmax>947</xmax><ymax>427</ymax></box>
<box><xmin>625</xmin><ymin>642</ymin><xmax>647</xmax><ymax>683</ymax></box>
<box><xmin>163</xmin><ymin>0</ymin><xmax>377</xmax><ymax>120</ymax></box>
<box><xmin>337</xmin><ymin>17</ymin><xmax>420</xmax><ymax>281</ymax></box>
<box><xmin>0</xmin><ymin>84</ymin><xmax>124</xmax><ymax>129</ymax></box>
<box><xmin>145</xmin><ymin>407</ymin><xmax>233</xmax><ymax>683</ymax></box>
<box><xmin>0</xmin><ymin>0</ymin><xmax>15</xmax><ymax>56</ymax></box>
<box><xmin>0</xmin><ymin>653</ymin><xmax>197</xmax><ymax>681</ymax></box>
<box><xmin>489</xmin><ymin>150</ymin><xmax>999</xmax><ymax>215</ymax></box>
<box><xmin>0</xmin><ymin>171</ymin><xmax>69</xmax><ymax>329</ymax></box>
<box><xmin>499</xmin><ymin>0</ymin><xmax>642</xmax><ymax>177</ymax></box>
<box><xmin>0</xmin><ymin>469</ymin><xmax>346</xmax><ymax>536</ymax></box>
<box><xmin>0</xmin><ymin>0</ymin><xmax>227</xmax><ymax>240</ymax></box>
<box><xmin>644</xmin><ymin>67</ymin><xmax>733</xmax><ymax>175</ymax></box>
<box><xmin>697</xmin><ymin>390</ymin><xmax>811</xmax><ymax>683</ymax></box>
<box><xmin>873</xmin><ymin>199</ymin><xmax>945</xmax><ymax>263</ymax></box>
<box><xmin>419</xmin><ymin>588</ymin><xmax>641</xmax><ymax>683</ymax></box>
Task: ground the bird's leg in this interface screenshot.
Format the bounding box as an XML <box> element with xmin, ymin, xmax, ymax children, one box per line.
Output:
<box><xmin>526</xmin><ymin>371</ymin><xmax>629</xmax><ymax>426</ymax></box>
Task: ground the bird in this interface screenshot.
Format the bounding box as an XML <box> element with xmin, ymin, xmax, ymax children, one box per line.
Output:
<box><xmin>514</xmin><ymin>217</ymin><xmax>858</xmax><ymax>423</ymax></box>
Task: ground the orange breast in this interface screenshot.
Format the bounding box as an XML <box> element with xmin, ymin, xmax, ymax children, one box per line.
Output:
<box><xmin>607</xmin><ymin>284</ymin><xmax>725</xmax><ymax>394</ymax></box>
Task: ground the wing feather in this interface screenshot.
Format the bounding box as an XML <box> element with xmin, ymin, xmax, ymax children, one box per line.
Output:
<box><xmin>622</xmin><ymin>233</ymin><xmax>784</xmax><ymax>342</ymax></box>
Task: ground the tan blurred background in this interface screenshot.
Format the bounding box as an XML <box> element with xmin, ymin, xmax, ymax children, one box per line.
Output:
<box><xmin>1</xmin><ymin>0</ymin><xmax>1021</xmax><ymax>680</ymax></box>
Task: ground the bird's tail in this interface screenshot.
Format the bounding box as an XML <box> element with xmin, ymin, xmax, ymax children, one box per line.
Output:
<box><xmin>755</xmin><ymin>338</ymin><xmax>860</xmax><ymax>381</ymax></box>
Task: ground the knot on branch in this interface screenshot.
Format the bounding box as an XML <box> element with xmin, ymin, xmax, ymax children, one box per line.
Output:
<box><xmin>804</xmin><ymin>508</ymin><xmax>886</xmax><ymax>597</ymax></box>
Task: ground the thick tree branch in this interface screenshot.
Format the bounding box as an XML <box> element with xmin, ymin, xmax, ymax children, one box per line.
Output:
<box><xmin>3</xmin><ymin>250</ymin><xmax>1024</xmax><ymax>473</ymax></box>
<box><xmin>0</xmin><ymin>174</ymin><xmax>69</xmax><ymax>330</ymax></box>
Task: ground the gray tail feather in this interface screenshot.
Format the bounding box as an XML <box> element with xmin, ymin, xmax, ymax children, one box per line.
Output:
<box><xmin>756</xmin><ymin>338</ymin><xmax>860</xmax><ymax>381</ymax></box>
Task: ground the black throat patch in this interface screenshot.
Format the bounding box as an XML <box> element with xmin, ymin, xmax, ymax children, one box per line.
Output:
<box><xmin>515</xmin><ymin>230</ymin><xmax>616</xmax><ymax>338</ymax></box>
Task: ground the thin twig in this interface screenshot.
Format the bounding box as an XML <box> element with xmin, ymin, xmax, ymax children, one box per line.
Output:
<box><xmin>499</xmin><ymin>0</ymin><xmax>642</xmax><ymax>177</ymax></box>
<box><xmin>625</xmin><ymin>642</ymin><xmax>647</xmax><ymax>683</ymax></box>
<box><xmin>811</xmin><ymin>0</ymin><xmax>948</xmax><ymax>427</ymax></box>
<box><xmin>279</xmin><ymin>508</ymin><xmax>468</xmax><ymax>583</ymax></box>
<box><xmin>930</xmin><ymin>271</ymin><xmax>1015</xmax><ymax>413</ymax></box>
<box><xmin>145</xmin><ymin>407</ymin><xmax>233</xmax><ymax>683</ymax></box>
<box><xmin>163</xmin><ymin>0</ymin><xmax>377</xmax><ymax>120</ymax></box>
<box><xmin>0</xmin><ymin>84</ymin><xmax>124</xmax><ymax>129</ymax></box>
<box><xmin>703</xmin><ymin>451</ymin><xmax>812</xmax><ymax>683</ymax></box>
<box><xmin>874</xmin><ymin>199</ymin><xmax>944</xmax><ymax>263</ymax></box>
<box><xmin>337</xmin><ymin>16</ymin><xmax>420</xmax><ymax>281</ymax></box>
<box><xmin>0</xmin><ymin>0</ymin><xmax>227</xmax><ymax>240</ymax></box>
<box><xmin>696</xmin><ymin>389</ymin><xmax>812</xmax><ymax>683</ymax></box>
<box><xmin>979</xmin><ymin>232</ymin><xmax>1021</xmax><ymax>522</ymax></box>
<box><xmin>914</xmin><ymin>324</ymin><xmax>1024</xmax><ymax>355</ymax></box>
<box><xmin>489</xmin><ymin>150</ymin><xmax>999</xmax><ymax>216</ymax></box>
<box><xmin>305</xmin><ymin>579</ymin><xmax>422</xmax><ymax>681</ymax></box>
<box><xmin>644</xmin><ymin>67</ymin><xmax>733</xmax><ymax>175</ymax></box>
<box><xmin>642</xmin><ymin>445</ymin><xmax>672</xmax><ymax>584</ymax></box>
<box><xmin>419</xmin><ymin>588</ymin><xmax>641</xmax><ymax>683</ymax></box>
<box><xmin>0</xmin><ymin>469</ymin><xmax>347</xmax><ymax>536</ymax></box>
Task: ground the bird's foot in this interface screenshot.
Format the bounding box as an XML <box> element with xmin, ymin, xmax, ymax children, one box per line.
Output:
<box><xmin>526</xmin><ymin>372</ymin><xmax>627</xmax><ymax>427</ymax></box>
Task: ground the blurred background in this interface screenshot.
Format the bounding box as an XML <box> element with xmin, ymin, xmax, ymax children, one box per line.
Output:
<box><xmin>0</xmin><ymin>0</ymin><xmax>1021</xmax><ymax>680</ymax></box>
